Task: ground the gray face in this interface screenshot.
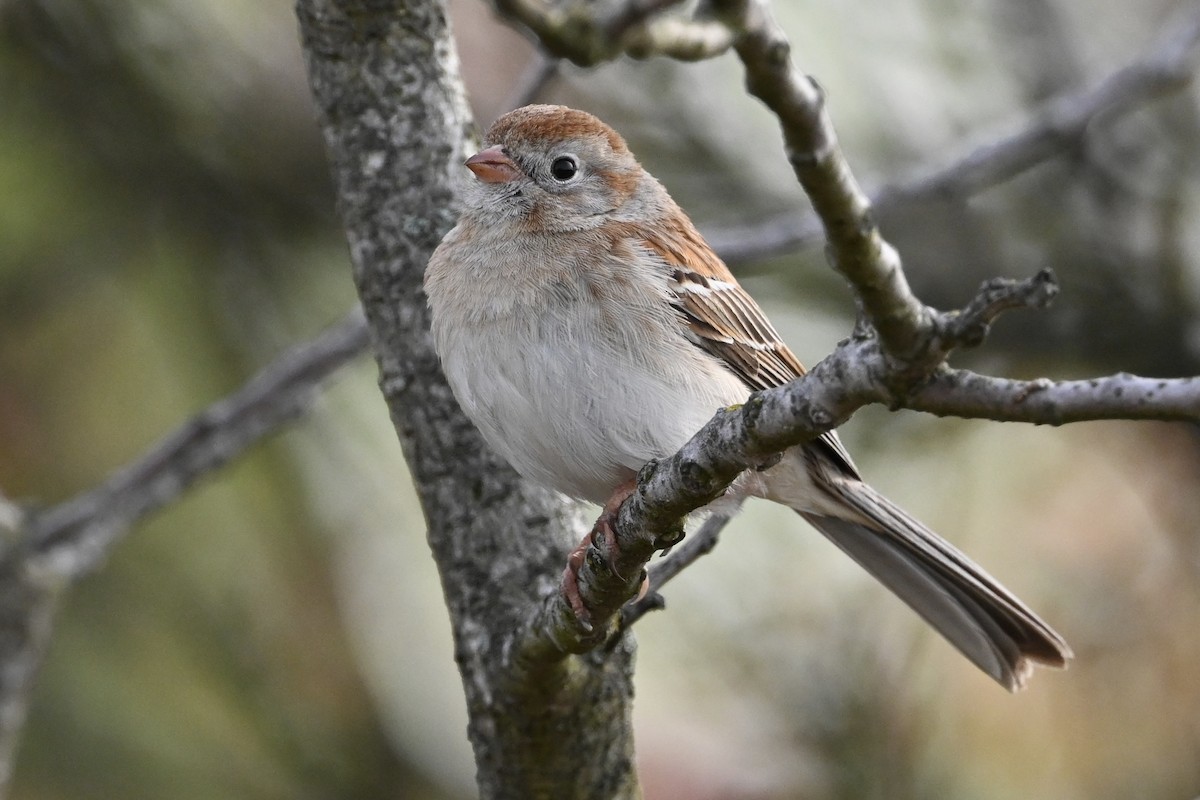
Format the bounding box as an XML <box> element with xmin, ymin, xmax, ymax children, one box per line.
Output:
<box><xmin>466</xmin><ymin>132</ymin><xmax>641</xmax><ymax>233</ymax></box>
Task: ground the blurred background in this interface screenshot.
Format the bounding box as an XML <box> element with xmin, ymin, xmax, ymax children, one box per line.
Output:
<box><xmin>2</xmin><ymin>0</ymin><xmax>1200</xmax><ymax>797</ymax></box>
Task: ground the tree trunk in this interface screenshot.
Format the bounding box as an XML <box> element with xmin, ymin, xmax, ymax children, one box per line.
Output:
<box><xmin>294</xmin><ymin>1</ymin><xmax>641</xmax><ymax>796</ymax></box>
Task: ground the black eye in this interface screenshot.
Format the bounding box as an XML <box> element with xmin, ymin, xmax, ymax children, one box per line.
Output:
<box><xmin>550</xmin><ymin>156</ymin><xmax>578</xmax><ymax>181</ymax></box>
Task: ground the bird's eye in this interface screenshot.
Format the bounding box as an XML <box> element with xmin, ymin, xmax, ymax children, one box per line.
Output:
<box><xmin>550</xmin><ymin>156</ymin><xmax>578</xmax><ymax>181</ymax></box>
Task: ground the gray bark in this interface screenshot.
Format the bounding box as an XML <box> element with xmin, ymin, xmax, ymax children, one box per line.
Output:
<box><xmin>0</xmin><ymin>501</ymin><xmax>57</xmax><ymax>794</ymax></box>
<box><xmin>294</xmin><ymin>1</ymin><xmax>640</xmax><ymax>797</ymax></box>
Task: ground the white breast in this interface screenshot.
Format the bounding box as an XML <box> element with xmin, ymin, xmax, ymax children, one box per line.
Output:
<box><xmin>426</xmin><ymin>224</ymin><xmax>749</xmax><ymax>505</ymax></box>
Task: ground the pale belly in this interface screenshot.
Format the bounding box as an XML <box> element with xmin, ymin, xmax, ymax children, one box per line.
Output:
<box><xmin>436</xmin><ymin>299</ymin><xmax>749</xmax><ymax>505</ymax></box>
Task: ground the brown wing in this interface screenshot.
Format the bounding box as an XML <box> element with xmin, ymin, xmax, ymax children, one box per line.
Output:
<box><xmin>628</xmin><ymin>214</ymin><xmax>859</xmax><ymax>476</ymax></box>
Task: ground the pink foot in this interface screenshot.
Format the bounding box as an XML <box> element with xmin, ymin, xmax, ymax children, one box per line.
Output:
<box><xmin>561</xmin><ymin>479</ymin><xmax>638</xmax><ymax>628</ymax></box>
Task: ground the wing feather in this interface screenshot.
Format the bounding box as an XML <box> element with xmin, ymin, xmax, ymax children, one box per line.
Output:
<box><xmin>616</xmin><ymin>213</ymin><xmax>859</xmax><ymax>476</ymax></box>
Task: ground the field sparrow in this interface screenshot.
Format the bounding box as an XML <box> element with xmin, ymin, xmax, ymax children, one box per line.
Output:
<box><xmin>425</xmin><ymin>104</ymin><xmax>1071</xmax><ymax>690</ymax></box>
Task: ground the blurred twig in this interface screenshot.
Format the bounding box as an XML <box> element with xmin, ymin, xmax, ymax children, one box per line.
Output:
<box><xmin>0</xmin><ymin>307</ymin><xmax>369</xmax><ymax>795</ymax></box>
<box><xmin>14</xmin><ymin>307</ymin><xmax>369</xmax><ymax>578</ymax></box>
<box><xmin>493</xmin><ymin>0</ymin><xmax>734</xmax><ymax>63</ymax></box>
<box><xmin>705</xmin><ymin>6</ymin><xmax>1200</xmax><ymax>264</ymax></box>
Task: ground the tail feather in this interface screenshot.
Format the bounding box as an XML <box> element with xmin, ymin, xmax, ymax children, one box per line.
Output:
<box><xmin>796</xmin><ymin>480</ymin><xmax>1071</xmax><ymax>691</ymax></box>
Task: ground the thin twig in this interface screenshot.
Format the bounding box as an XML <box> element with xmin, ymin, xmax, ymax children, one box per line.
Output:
<box><xmin>481</xmin><ymin>0</ymin><xmax>1200</xmax><ymax>661</ymax></box>
<box><xmin>938</xmin><ymin>269</ymin><xmax>1060</xmax><ymax>350</ymax></box>
<box><xmin>621</xmin><ymin>510</ymin><xmax>736</xmax><ymax>627</ymax></box>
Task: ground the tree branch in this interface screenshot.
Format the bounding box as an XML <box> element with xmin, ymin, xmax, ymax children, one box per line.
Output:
<box><xmin>907</xmin><ymin>370</ymin><xmax>1200</xmax><ymax>425</ymax></box>
<box><xmin>520</xmin><ymin>298</ymin><xmax>1200</xmax><ymax>658</ymax></box>
<box><xmin>0</xmin><ymin>308</ymin><xmax>370</xmax><ymax>796</ymax></box>
<box><xmin>924</xmin><ymin>268</ymin><xmax>1061</xmax><ymax>359</ymax></box>
<box><xmin>493</xmin><ymin>0</ymin><xmax>735</xmax><ymax>64</ymax></box>
<box><xmin>714</xmin><ymin>0</ymin><xmax>931</xmax><ymax>360</ymax></box>
<box><xmin>0</xmin><ymin>498</ymin><xmax>57</xmax><ymax>794</ymax></box>
<box><xmin>14</xmin><ymin>308</ymin><xmax>370</xmax><ymax>577</ymax></box>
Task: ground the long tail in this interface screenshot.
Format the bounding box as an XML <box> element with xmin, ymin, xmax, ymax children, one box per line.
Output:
<box><xmin>783</xmin><ymin>462</ymin><xmax>1072</xmax><ymax>691</ymax></box>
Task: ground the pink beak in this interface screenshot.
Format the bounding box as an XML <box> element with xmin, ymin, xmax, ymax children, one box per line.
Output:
<box><xmin>465</xmin><ymin>145</ymin><xmax>522</xmax><ymax>184</ymax></box>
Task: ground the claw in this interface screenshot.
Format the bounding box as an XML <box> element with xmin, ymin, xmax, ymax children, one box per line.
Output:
<box><xmin>559</xmin><ymin>478</ymin><xmax>639</xmax><ymax>628</ymax></box>
<box><xmin>562</xmin><ymin>535</ymin><xmax>593</xmax><ymax>629</ymax></box>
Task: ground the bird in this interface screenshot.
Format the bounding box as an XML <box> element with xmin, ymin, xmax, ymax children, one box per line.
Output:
<box><xmin>424</xmin><ymin>103</ymin><xmax>1071</xmax><ymax>691</ymax></box>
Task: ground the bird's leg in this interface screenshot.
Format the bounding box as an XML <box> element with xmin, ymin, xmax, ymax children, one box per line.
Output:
<box><xmin>562</xmin><ymin>478</ymin><xmax>642</xmax><ymax>627</ymax></box>
<box><xmin>592</xmin><ymin>478</ymin><xmax>637</xmax><ymax>573</ymax></box>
